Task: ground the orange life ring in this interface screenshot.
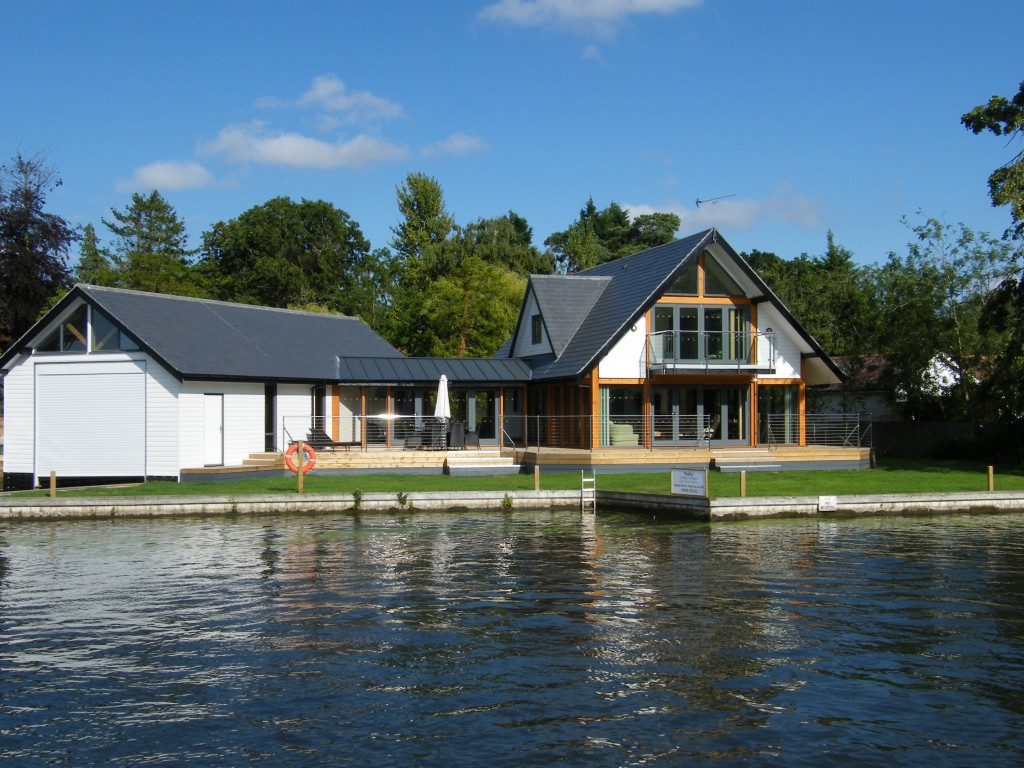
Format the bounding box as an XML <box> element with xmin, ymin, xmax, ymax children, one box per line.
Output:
<box><xmin>285</xmin><ymin>442</ymin><xmax>316</xmax><ymax>474</ymax></box>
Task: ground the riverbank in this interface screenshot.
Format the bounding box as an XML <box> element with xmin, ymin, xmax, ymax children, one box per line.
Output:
<box><xmin>4</xmin><ymin>488</ymin><xmax>1024</xmax><ymax>521</ymax></box>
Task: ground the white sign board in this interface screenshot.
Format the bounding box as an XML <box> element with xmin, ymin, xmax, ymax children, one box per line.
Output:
<box><xmin>818</xmin><ymin>495</ymin><xmax>838</xmax><ymax>512</ymax></box>
<box><xmin>671</xmin><ymin>468</ymin><xmax>708</xmax><ymax>498</ymax></box>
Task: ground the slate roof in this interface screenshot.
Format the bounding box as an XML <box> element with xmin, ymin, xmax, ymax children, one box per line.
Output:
<box><xmin>529</xmin><ymin>275</ymin><xmax>610</xmax><ymax>357</ymax></box>
<box><xmin>0</xmin><ymin>285</ymin><xmax>404</xmax><ymax>382</ymax></box>
<box><xmin>522</xmin><ymin>230</ymin><xmax>708</xmax><ymax>380</ymax></box>
<box><xmin>336</xmin><ymin>356</ymin><xmax>532</xmax><ymax>385</ymax></box>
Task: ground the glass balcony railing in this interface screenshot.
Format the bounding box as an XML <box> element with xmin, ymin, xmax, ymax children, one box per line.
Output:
<box><xmin>647</xmin><ymin>330</ymin><xmax>777</xmax><ymax>372</ymax></box>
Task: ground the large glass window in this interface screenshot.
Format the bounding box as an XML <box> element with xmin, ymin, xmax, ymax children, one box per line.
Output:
<box><xmin>652</xmin><ymin>305</ymin><xmax>750</xmax><ymax>364</ymax></box>
<box><xmin>757</xmin><ymin>385</ymin><xmax>799</xmax><ymax>445</ymax></box>
<box><xmin>599</xmin><ymin>386</ymin><xmax>643</xmax><ymax>447</ymax></box>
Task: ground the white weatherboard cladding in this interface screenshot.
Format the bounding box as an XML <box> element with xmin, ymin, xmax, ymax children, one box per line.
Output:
<box><xmin>598</xmin><ymin>317</ymin><xmax>648</xmax><ymax>379</ymax></box>
<box><xmin>277</xmin><ymin>384</ymin><xmax>313</xmax><ymax>452</ymax></box>
<box><xmin>2</xmin><ymin>362</ymin><xmax>35</xmax><ymax>474</ymax></box>
<box><xmin>35</xmin><ymin>360</ymin><xmax>147</xmax><ymax>477</ymax></box>
<box><xmin>757</xmin><ymin>305</ymin><xmax>802</xmax><ymax>379</ymax></box>
<box><xmin>144</xmin><ymin>361</ymin><xmax>180</xmax><ymax>477</ymax></box>
<box><xmin>512</xmin><ymin>290</ymin><xmax>549</xmax><ymax>357</ymax></box>
<box><xmin>180</xmin><ymin>381</ymin><xmax>264</xmax><ymax>468</ymax></box>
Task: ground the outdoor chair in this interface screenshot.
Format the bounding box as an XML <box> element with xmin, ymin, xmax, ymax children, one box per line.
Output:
<box><xmin>306</xmin><ymin>427</ymin><xmax>357</xmax><ymax>451</ymax></box>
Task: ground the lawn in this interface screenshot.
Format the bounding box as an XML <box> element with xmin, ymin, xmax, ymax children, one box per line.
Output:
<box><xmin>8</xmin><ymin>458</ymin><xmax>1022</xmax><ymax>499</ymax></box>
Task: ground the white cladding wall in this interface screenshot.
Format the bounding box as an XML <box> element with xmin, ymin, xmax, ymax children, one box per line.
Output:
<box><xmin>757</xmin><ymin>305</ymin><xmax>802</xmax><ymax>379</ymax></box>
<box><xmin>598</xmin><ymin>317</ymin><xmax>648</xmax><ymax>379</ymax></box>
<box><xmin>2</xmin><ymin>361</ymin><xmax>36</xmax><ymax>474</ymax></box>
<box><xmin>146</xmin><ymin>362</ymin><xmax>180</xmax><ymax>477</ymax></box>
<box><xmin>512</xmin><ymin>291</ymin><xmax>549</xmax><ymax>358</ymax></box>
<box><xmin>36</xmin><ymin>359</ymin><xmax>147</xmax><ymax>477</ymax></box>
<box><xmin>277</xmin><ymin>383</ymin><xmax>313</xmax><ymax>452</ymax></box>
<box><xmin>180</xmin><ymin>381</ymin><xmax>264</xmax><ymax>467</ymax></box>
<box><xmin>3</xmin><ymin>351</ymin><xmax>185</xmax><ymax>480</ymax></box>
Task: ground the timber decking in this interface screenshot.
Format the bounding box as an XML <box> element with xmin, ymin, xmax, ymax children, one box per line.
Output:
<box><xmin>182</xmin><ymin>445</ymin><xmax>870</xmax><ymax>476</ymax></box>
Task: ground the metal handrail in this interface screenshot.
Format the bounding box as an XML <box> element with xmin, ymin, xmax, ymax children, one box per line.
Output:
<box><xmin>278</xmin><ymin>412</ymin><xmax>871</xmax><ymax>452</ymax></box>
<box><xmin>647</xmin><ymin>329</ymin><xmax>776</xmax><ymax>370</ymax></box>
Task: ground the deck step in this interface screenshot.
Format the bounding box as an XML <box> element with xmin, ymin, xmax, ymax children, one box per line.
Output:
<box><xmin>715</xmin><ymin>463</ymin><xmax>783</xmax><ymax>473</ymax></box>
<box><xmin>443</xmin><ymin>451</ymin><xmax>521</xmax><ymax>476</ymax></box>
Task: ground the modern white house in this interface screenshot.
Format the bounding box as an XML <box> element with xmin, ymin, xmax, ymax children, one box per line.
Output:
<box><xmin>1</xmin><ymin>229</ymin><xmax>866</xmax><ymax>490</ymax></box>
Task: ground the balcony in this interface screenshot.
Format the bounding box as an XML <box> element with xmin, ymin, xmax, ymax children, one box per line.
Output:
<box><xmin>647</xmin><ymin>330</ymin><xmax>777</xmax><ymax>375</ymax></box>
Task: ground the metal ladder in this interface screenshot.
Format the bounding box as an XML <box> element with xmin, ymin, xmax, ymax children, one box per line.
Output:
<box><xmin>581</xmin><ymin>470</ymin><xmax>597</xmax><ymax>514</ymax></box>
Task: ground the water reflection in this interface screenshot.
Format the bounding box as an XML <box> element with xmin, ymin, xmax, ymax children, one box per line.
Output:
<box><xmin>1</xmin><ymin>512</ymin><xmax>1023</xmax><ymax>766</ymax></box>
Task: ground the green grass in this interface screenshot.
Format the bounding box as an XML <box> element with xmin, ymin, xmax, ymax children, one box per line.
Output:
<box><xmin>8</xmin><ymin>458</ymin><xmax>1023</xmax><ymax>500</ymax></box>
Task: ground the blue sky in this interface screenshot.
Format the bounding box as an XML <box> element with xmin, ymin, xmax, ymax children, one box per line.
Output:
<box><xmin>4</xmin><ymin>0</ymin><xmax>1021</xmax><ymax>267</ymax></box>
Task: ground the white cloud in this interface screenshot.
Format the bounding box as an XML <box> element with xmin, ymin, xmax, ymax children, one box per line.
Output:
<box><xmin>258</xmin><ymin>74</ymin><xmax>403</xmax><ymax>123</ymax></box>
<box><xmin>116</xmin><ymin>161</ymin><xmax>214</xmax><ymax>193</ymax></box>
<box><xmin>201</xmin><ymin>121</ymin><xmax>409</xmax><ymax>169</ymax></box>
<box><xmin>479</xmin><ymin>0</ymin><xmax>703</xmax><ymax>37</ymax></box>
<box><xmin>422</xmin><ymin>132</ymin><xmax>490</xmax><ymax>157</ymax></box>
<box><xmin>622</xmin><ymin>191</ymin><xmax>823</xmax><ymax>232</ymax></box>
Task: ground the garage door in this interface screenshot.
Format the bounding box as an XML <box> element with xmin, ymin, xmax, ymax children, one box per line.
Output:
<box><xmin>35</xmin><ymin>361</ymin><xmax>146</xmax><ymax>478</ymax></box>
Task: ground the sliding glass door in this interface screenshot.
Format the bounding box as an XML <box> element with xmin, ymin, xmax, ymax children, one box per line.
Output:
<box><xmin>651</xmin><ymin>386</ymin><xmax>748</xmax><ymax>446</ymax></box>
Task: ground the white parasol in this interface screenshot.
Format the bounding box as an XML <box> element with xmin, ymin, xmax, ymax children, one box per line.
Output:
<box><xmin>434</xmin><ymin>374</ymin><xmax>451</xmax><ymax>422</ymax></box>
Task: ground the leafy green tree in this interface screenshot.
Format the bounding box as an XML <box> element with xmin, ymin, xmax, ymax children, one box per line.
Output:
<box><xmin>102</xmin><ymin>190</ymin><xmax>205</xmax><ymax>296</ymax></box>
<box><xmin>546</xmin><ymin>198</ymin><xmax>679</xmax><ymax>272</ymax></box>
<box><xmin>424</xmin><ymin>256</ymin><xmax>526</xmax><ymax>357</ymax></box>
<box><xmin>631</xmin><ymin>212</ymin><xmax>681</xmax><ymax>249</ymax></box>
<box><xmin>390</xmin><ymin>172</ymin><xmax>455</xmax><ymax>265</ymax></box>
<box><xmin>461</xmin><ymin>213</ymin><xmax>554</xmax><ymax>276</ymax></box>
<box><xmin>876</xmin><ymin>217</ymin><xmax>1015</xmax><ymax>419</ymax></box>
<box><xmin>200</xmin><ymin>197</ymin><xmax>371</xmax><ymax>313</ymax></box>
<box><xmin>743</xmin><ymin>233</ymin><xmax>877</xmax><ymax>359</ymax></box>
<box><xmin>73</xmin><ymin>223</ymin><xmax>117</xmax><ymax>286</ymax></box>
<box><xmin>962</xmin><ymin>81</ymin><xmax>1024</xmax><ymax>240</ymax></box>
<box><xmin>0</xmin><ymin>150</ymin><xmax>77</xmax><ymax>347</ymax></box>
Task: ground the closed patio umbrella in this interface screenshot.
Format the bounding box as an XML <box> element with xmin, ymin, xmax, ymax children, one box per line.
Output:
<box><xmin>432</xmin><ymin>374</ymin><xmax>451</xmax><ymax>449</ymax></box>
<box><xmin>434</xmin><ymin>374</ymin><xmax>451</xmax><ymax>421</ymax></box>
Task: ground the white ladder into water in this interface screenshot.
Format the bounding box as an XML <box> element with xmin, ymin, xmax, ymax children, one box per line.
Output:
<box><xmin>581</xmin><ymin>470</ymin><xmax>597</xmax><ymax>514</ymax></box>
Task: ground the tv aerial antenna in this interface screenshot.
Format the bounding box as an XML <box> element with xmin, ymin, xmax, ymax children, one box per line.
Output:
<box><xmin>695</xmin><ymin>194</ymin><xmax>735</xmax><ymax>238</ymax></box>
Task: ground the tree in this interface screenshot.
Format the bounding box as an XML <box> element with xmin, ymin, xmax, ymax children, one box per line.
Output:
<box><xmin>462</xmin><ymin>213</ymin><xmax>554</xmax><ymax>276</ymax></box>
<box><xmin>424</xmin><ymin>256</ymin><xmax>526</xmax><ymax>357</ymax></box>
<box><xmin>876</xmin><ymin>217</ymin><xmax>1016</xmax><ymax>419</ymax></box>
<box><xmin>73</xmin><ymin>223</ymin><xmax>117</xmax><ymax>286</ymax></box>
<box><xmin>200</xmin><ymin>197</ymin><xmax>372</xmax><ymax>314</ymax></box>
<box><xmin>961</xmin><ymin>83</ymin><xmax>1024</xmax><ymax>428</ymax></box>
<box><xmin>743</xmin><ymin>233</ymin><xmax>877</xmax><ymax>359</ymax></box>
<box><xmin>102</xmin><ymin>190</ymin><xmax>205</xmax><ymax>295</ymax></box>
<box><xmin>390</xmin><ymin>172</ymin><xmax>455</xmax><ymax>266</ymax></box>
<box><xmin>546</xmin><ymin>198</ymin><xmax>678</xmax><ymax>272</ymax></box>
<box><xmin>962</xmin><ymin>81</ymin><xmax>1024</xmax><ymax>240</ymax></box>
<box><xmin>0</xmin><ymin>150</ymin><xmax>77</xmax><ymax>347</ymax></box>
<box><xmin>631</xmin><ymin>212</ymin><xmax>681</xmax><ymax>249</ymax></box>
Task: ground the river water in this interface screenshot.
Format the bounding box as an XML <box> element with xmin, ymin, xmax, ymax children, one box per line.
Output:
<box><xmin>1</xmin><ymin>509</ymin><xmax>1023</xmax><ymax>767</ymax></box>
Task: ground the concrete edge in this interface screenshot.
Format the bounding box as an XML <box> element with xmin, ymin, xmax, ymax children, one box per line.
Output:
<box><xmin>2</xmin><ymin>489</ymin><xmax>1024</xmax><ymax>522</ymax></box>
<box><xmin>0</xmin><ymin>490</ymin><xmax>582</xmax><ymax>521</ymax></box>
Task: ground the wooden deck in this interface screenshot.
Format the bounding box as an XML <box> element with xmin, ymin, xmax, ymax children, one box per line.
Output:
<box><xmin>183</xmin><ymin>444</ymin><xmax>871</xmax><ymax>477</ymax></box>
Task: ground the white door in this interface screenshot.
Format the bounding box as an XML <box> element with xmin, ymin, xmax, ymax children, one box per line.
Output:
<box><xmin>204</xmin><ymin>394</ymin><xmax>224</xmax><ymax>465</ymax></box>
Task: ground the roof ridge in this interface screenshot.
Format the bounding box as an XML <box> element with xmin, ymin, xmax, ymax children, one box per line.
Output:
<box><xmin>80</xmin><ymin>284</ymin><xmax>357</xmax><ymax>321</ymax></box>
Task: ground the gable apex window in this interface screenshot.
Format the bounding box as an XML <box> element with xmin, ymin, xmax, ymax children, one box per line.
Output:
<box><xmin>665</xmin><ymin>258</ymin><xmax>698</xmax><ymax>296</ymax></box>
<box><xmin>703</xmin><ymin>254</ymin><xmax>745</xmax><ymax>297</ymax></box>
<box><xmin>37</xmin><ymin>304</ymin><xmax>87</xmax><ymax>353</ymax></box>
<box><xmin>36</xmin><ymin>304</ymin><xmax>138</xmax><ymax>355</ymax></box>
<box><xmin>531</xmin><ymin>314</ymin><xmax>543</xmax><ymax>345</ymax></box>
<box><xmin>91</xmin><ymin>308</ymin><xmax>139</xmax><ymax>352</ymax></box>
